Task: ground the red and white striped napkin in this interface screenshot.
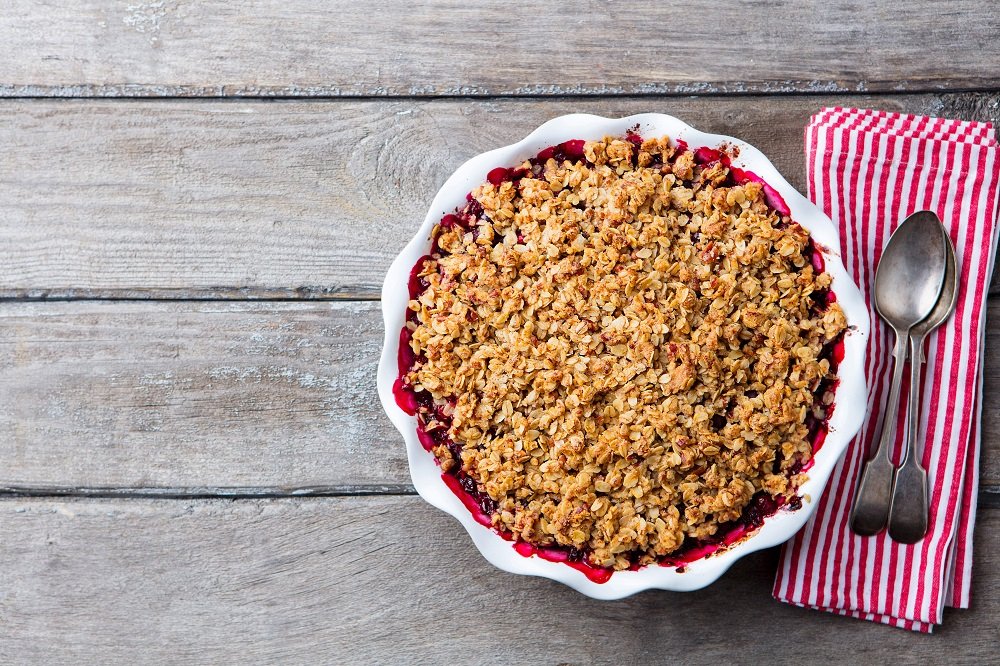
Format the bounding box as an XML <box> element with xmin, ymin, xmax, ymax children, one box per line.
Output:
<box><xmin>773</xmin><ymin>108</ymin><xmax>1000</xmax><ymax>632</ymax></box>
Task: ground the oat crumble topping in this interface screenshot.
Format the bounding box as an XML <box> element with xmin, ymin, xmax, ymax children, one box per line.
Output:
<box><xmin>400</xmin><ymin>134</ymin><xmax>847</xmax><ymax>571</ymax></box>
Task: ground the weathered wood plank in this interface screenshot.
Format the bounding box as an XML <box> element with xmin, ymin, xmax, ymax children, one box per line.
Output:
<box><xmin>2</xmin><ymin>1</ymin><xmax>999</xmax><ymax>97</ymax></box>
<box><xmin>1</xmin><ymin>299</ymin><xmax>998</xmax><ymax>492</ymax></box>
<box><xmin>0</xmin><ymin>496</ymin><xmax>995</xmax><ymax>663</ymax></box>
<box><xmin>2</xmin><ymin>94</ymin><xmax>1000</xmax><ymax>299</ymax></box>
<box><xmin>0</xmin><ymin>300</ymin><xmax>405</xmax><ymax>489</ymax></box>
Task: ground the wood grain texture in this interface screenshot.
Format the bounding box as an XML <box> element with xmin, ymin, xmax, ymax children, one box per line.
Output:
<box><xmin>0</xmin><ymin>495</ymin><xmax>996</xmax><ymax>663</ymax></box>
<box><xmin>2</xmin><ymin>1</ymin><xmax>999</xmax><ymax>97</ymax></box>
<box><xmin>2</xmin><ymin>93</ymin><xmax>1000</xmax><ymax>300</ymax></box>
<box><xmin>0</xmin><ymin>300</ymin><xmax>404</xmax><ymax>490</ymax></box>
<box><xmin>2</xmin><ymin>299</ymin><xmax>997</xmax><ymax>493</ymax></box>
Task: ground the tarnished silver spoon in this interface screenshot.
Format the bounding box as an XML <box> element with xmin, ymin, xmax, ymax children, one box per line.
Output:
<box><xmin>888</xmin><ymin>220</ymin><xmax>958</xmax><ymax>544</ymax></box>
<box><xmin>850</xmin><ymin>211</ymin><xmax>948</xmax><ymax>536</ymax></box>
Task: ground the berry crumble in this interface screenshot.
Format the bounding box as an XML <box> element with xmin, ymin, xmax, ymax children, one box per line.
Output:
<box><xmin>395</xmin><ymin>133</ymin><xmax>847</xmax><ymax>576</ymax></box>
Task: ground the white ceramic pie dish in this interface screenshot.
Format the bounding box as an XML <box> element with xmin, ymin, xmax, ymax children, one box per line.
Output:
<box><xmin>377</xmin><ymin>113</ymin><xmax>869</xmax><ymax>598</ymax></box>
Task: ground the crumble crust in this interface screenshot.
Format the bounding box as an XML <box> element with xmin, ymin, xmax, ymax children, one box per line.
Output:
<box><xmin>404</xmin><ymin>135</ymin><xmax>847</xmax><ymax>570</ymax></box>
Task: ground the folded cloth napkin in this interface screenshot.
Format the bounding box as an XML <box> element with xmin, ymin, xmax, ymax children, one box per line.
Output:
<box><xmin>772</xmin><ymin>108</ymin><xmax>1000</xmax><ymax>632</ymax></box>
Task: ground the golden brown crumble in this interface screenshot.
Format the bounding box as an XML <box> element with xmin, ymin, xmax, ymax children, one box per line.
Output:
<box><xmin>403</xmin><ymin>135</ymin><xmax>847</xmax><ymax>570</ymax></box>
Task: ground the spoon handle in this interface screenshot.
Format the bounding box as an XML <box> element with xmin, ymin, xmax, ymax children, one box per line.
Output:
<box><xmin>888</xmin><ymin>333</ymin><xmax>930</xmax><ymax>543</ymax></box>
<box><xmin>851</xmin><ymin>330</ymin><xmax>908</xmax><ymax>536</ymax></box>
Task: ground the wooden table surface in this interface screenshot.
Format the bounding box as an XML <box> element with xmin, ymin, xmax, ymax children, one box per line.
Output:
<box><xmin>3</xmin><ymin>3</ymin><xmax>1000</xmax><ymax>663</ymax></box>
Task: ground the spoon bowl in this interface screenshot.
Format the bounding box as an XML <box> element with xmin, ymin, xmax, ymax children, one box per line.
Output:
<box><xmin>911</xmin><ymin>230</ymin><xmax>959</xmax><ymax>342</ymax></box>
<box><xmin>873</xmin><ymin>210</ymin><xmax>949</xmax><ymax>331</ymax></box>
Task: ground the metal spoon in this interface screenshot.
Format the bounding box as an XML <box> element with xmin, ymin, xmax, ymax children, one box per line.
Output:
<box><xmin>888</xmin><ymin>222</ymin><xmax>957</xmax><ymax>543</ymax></box>
<box><xmin>850</xmin><ymin>211</ymin><xmax>948</xmax><ymax>536</ymax></box>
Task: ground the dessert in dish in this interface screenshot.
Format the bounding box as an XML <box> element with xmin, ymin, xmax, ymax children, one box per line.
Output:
<box><xmin>394</xmin><ymin>133</ymin><xmax>847</xmax><ymax>577</ymax></box>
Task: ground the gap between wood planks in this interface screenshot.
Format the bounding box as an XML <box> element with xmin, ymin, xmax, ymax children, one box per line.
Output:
<box><xmin>0</xmin><ymin>83</ymin><xmax>980</xmax><ymax>99</ymax></box>
<box><xmin>0</xmin><ymin>484</ymin><xmax>416</xmax><ymax>499</ymax></box>
<box><xmin>0</xmin><ymin>294</ymin><xmax>382</xmax><ymax>303</ymax></box>
<box><xmin>2</xmin><ymin>485</ymin><xmax>998</xmax><ymax>509</ymax></box>
<box><xmin>2</xmin><ymin>88</ymin><xmax>999</xmax><ymax>102</ymax></box>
